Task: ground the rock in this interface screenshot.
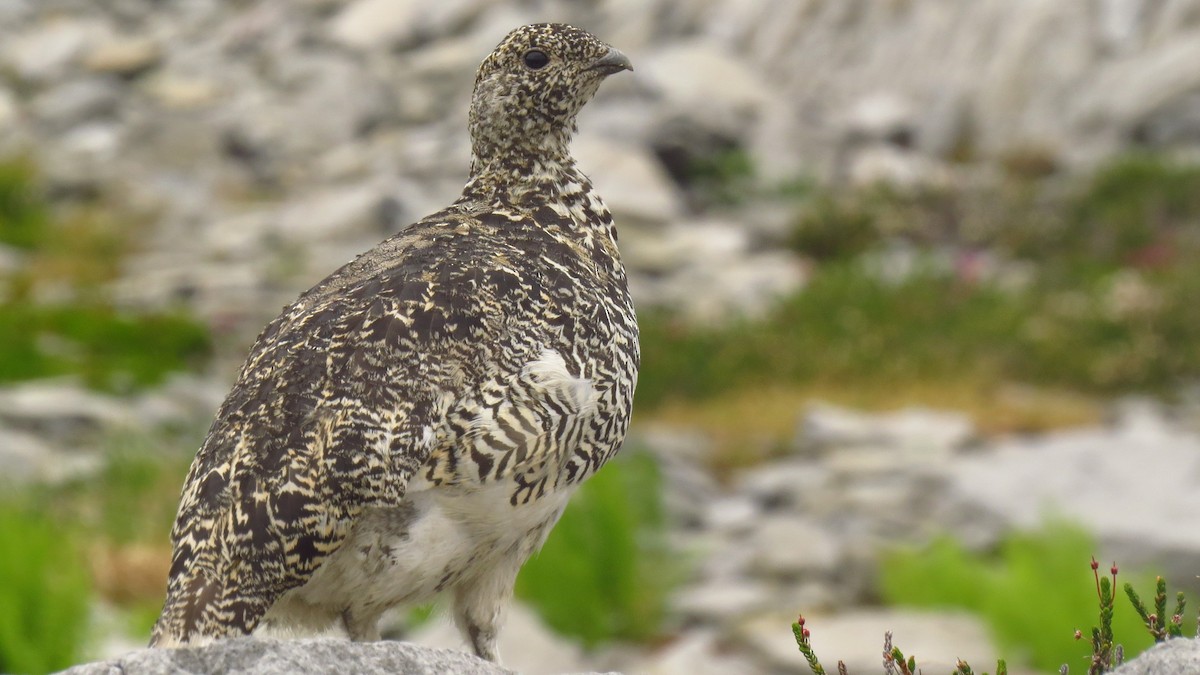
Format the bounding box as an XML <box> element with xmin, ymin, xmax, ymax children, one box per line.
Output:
<box><xmin>1111</xmin><ymin>638</ymin><xmax>1200</xmax><ymax>675</ymax></box>
<box><xmin>943</xmin><ymin>404</ymin><xmax>1200</xmax><ymax>587</ymax></box>
<box><xmin>3</xmin><ymin>17</ymin><xmax>104</xmax><ymax>83</ymax></box>
<box><xmin>328</xmin><ymin>0</ymin><xmax>486</xmax><ymax>51</ymax></box>
<box><xmin>734</xmin><ymin>609</ymin><xmax>1004</xmax><ymax>674</ymax></box>
<box><xmin>31</xmin><ymin>78</ymin><xmax>122</xmax><ymax>131</ymax></box>
<box><xmin>406</xmin><ymin>604</ymin><xmax>589</xmax><ymax>675</ymax></box>
<box><xmin>572</xmin><ymin>135</ymin><xmax>684</xmax><ymax>228</ymax></box>
<box><xmin>143</xmin><ymin>73</ymin><xmax>222</xmax><ymax>109</ymax></box>
<box><xmin>0</xmin><ymin>381</ymin><xmax>137</xmax><ymax>439</ymax></box>
<box><xmin>737</xmin><ymin>458</ymin><xmax>833</xmax><ymax>512</ymax></box>
<box><xmin>799</xmin><ymin>403</ymin><xmax>976</xmax><ymax>457</ymax></box>
<box><xmin>83</xmin><ymin>37</ymin><xmax>162</xmax><ymax>77</ymax></box>
<box><xmin>639</xmin><ymin>40</ymin><xmax>770</xmax><ymax>143</ymax></box>
<box><xmin>845</xmin><ymin>93</ymin><xmax>917</xmax><ymax>146</ymax></box>
<box><xmin>0</xmin><ymin>425</ymin><xmax>101</xmax><ymax>485</ymax></box>
<box><xmin>746</xmin><ymin>516</ymin><xmax>842</xmax><ymax>580</ymax></box>
<box><xmin>0</xmin><ymin>86</ymin><xmax>19</xmax><ymax>131</ymax></box>
<box><xmin>58</xmin><ymin>638</ymin><xmax>516</xmax><ymax>675</ymax></box>
<box><xmin>702</xmin><ymin>495</ymin><xmax>760</xmax><ymax>534</ymax></box>
<box><xmin>619</xmin><ymin>630</ymin><xmax>761</xmax><ymax>675</ymax></box>
<box><xmin>622</xmin><ymin>220</ymin><xmax>806</xmax><ymax>322</ymax></box>
<box><xmin>270</xmin><ymin>182</ymin><xmax>386</xmax><ymax>246</ymax></box>
<box><xmin>673</xmin><ymin>578</ymin><xmax>773</xmax><ymax>623</ymax></box>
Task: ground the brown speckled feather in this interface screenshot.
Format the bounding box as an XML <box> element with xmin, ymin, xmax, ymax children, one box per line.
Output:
<box><xmin>151</xmin><ymin>24</ymin><xmax>638</xmax><ymax>660</ymax></box>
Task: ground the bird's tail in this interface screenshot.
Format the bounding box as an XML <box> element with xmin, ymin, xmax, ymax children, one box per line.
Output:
<box><xmin>149</xmin><ymin>572</ymin><xmax>264</xmax><ymax>648</ymax></box>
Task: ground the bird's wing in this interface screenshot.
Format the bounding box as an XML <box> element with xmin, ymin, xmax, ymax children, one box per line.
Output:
<box><xmin>153</xmin><ymin>216</ymin><xmax>512</xmax><ymax>644</ymax></box>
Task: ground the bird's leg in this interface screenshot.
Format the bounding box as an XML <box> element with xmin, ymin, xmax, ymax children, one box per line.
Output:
<box><xmin>342</xmin><ymin>606</ymin><xmax>382</xmax><ymax>642</ymax></box>
<box><xmin>452</xmin><ymin>562</ymin><xmax>520</xmax><ymax>663</ymax></box>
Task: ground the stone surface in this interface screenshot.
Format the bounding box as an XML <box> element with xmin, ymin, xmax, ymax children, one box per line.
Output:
<box><xmin>746</xmin><ymin>516</ymin><xmax>842</xmax><ymax>580</ymax></box>
<box><xmin>799</xmin><ymin>402</ymin><xmax>976</xmax><ymax>457</ymax></box>
<box><xmin>58</xmin><ymin>638</ymin><xmax>515</xmax><ymax>675</ymax></box>
<box><xmin>0</xmin><ymin>381</ymin><xmax>137</xmax><ymax>437</ymax></box>
<box><xmin>1110</xmin><ymin>638</ymin><xmax>1200</xmax><ymax>675</ymax></box>
<box><xmin>406</xmin><ymin>604</ymin><xmax>589</xmax><ymax>675</ymax></box>
<box><xmin>943</xmin><ymin>404</ymin><xmax>1200</xmax><ymax>586</ymax></box>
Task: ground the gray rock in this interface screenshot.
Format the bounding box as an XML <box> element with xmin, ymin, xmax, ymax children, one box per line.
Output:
<box><xmin>746</xmin><ymin>516</ymin><xmax>842</xmax><ymax>580</ymax></box>
<box><xmin>702</xmin><ymin>495</ymin><xmax>760</xmax><ymax>534</ymax></box>
<box><xmin>58</xmin><ymin>638</ymin><xmax>514</xmax><ymax>675</ymax></box>
<box><xmin>1111</xmin><ymin>638</ymin><xmax>1200</xmax><ymax>675</ymax></box>
<box><xmin>799</xmin><ymin>402</ymin><xmax>975</xmax><ymax>458</ymax></box>
<box><xmin>328</xmin><ymin>0</ymin><xmax>486</xmax><ymax>51</ymax></box>
<box><xmin>3</xmin><ymin>17</ymin><xmax>103</xmax><ymax>83</ymax></box>
<box><xmin>944</xmin><ymin>405</ymin><xmax>1200</xmax><ymax>589</ymax></box>
<box><xmin>0</xmin><ymin>425</ymin><xmax>101</xmax><ymax>485</ymax></box>
<box><xmin>737</xmin><ymin>458</ymin><xmax>832</xmax><ymax>512</ymax></box>
<box><xmin>573</xmin><ymin>134</ymin><xmax>684</xmax><ymax>228</ymax></box>
<box><xmin>82</xmin><ymin>37</ymin><xmax>162</xmax><ymax>76</ymax></box>
<box><xmin>673</xmin><ymin>578</ymin><xmax>773</xmax><ymax>623</ymax></box>
<box><xmin>616</xmin><ymin>629</ymin><xmax>761</xmax><ymax>675</ymax></box>
<box><xmin>0</xmin><ymin>381</ymin><xmax>136</xmax><ymax>438</ymax></box>
<box><xmin>270</xmin><ymin>182</ymin><xmax>387</xmax><ymax>246</ymax></box>
<box><xmin>639</xmin><ymin>40</ymin><xmax>770</xmax><ymax>145</ymax></box>
<box><xmin>406</xmin><ymin>604</ymin><xmax>589</xmax><ymax>675</ymax></box>
<box><xmin>31</xmin><ymin>77</ymin><xmax>122</xmax><ymax>131</ymax></box>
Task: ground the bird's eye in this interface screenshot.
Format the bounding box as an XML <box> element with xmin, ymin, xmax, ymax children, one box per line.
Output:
<box><xmin>523</xmin><ymin>49</ymin><xmax>550</xmax><ymax>70</ymax></box>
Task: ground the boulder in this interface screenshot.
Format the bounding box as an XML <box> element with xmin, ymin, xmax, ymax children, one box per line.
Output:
<box><xmin>1111</xmin><ymin>638</ymin><xmax>1200</xmax><ymax>675</ymax></box>
<box><xmin>59</xmin><ymin>638</ymin><xmax>515</xmax><ymax>675</ymax></box>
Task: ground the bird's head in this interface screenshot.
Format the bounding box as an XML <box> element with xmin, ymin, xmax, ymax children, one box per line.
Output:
<box><xmin>468</xmin><ymin>23</ymin><xmax>632</xmax><ymax>168</ymax></box>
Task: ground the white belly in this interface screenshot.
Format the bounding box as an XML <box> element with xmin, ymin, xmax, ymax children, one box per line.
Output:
<box><xmin>256</xmin><ymin>480</ymin><xmax>574</xmax><ymax>638</ymax></box>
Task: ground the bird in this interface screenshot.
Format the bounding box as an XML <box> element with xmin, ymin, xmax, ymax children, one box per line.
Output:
<box><xmin>150</xmin><ymin>23</ymin><xmax>638</xmax><ymax>663</ymax></box>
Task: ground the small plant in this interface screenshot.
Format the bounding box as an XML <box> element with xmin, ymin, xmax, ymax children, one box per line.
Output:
<box><xmin>791</xmin><ymin>616</ymin><xmax>1008</xmax><ymax>675</ymax></box>
<box><xmin>514</xmin><ymin>449</ymin><xmax>680</xmax><ymax>647</ymax></box>
<box><xmin>1125</xmin><ymin>576</ymin><xmax>1188</xmax><ymax>642</ymax></box>
<box><xmin>1082</xmin><ymin>558</ymin><xmax>1120</xmax><ymax>674</ymax></box>
<box><xmin>879</xmin><ymin>525</ymin><xmax>1159</xmax><ymax>670</ymax></box>
<box><xmin>797</xmin><ymin>550</ymin><xmax>1192</xmax><ymax>674</ymax></box>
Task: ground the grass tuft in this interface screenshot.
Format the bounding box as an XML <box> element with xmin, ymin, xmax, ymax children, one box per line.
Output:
<box><xmin>0</xmin><ymin>498</ymin><xmax>92</xmax><ymax>675</ymax></box>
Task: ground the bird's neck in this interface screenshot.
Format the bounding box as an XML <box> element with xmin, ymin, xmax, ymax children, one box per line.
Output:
<box><xmin>459</xmin><ymin>140</ymin><xmax>622</xmax><ymax>267</ymax></box>
<box><xmin>460</xmin><ymin>137</ymin><xmax>583</xmax><ymax>211</ymax></box>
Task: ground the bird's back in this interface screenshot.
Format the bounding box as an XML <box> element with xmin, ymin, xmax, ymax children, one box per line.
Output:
<box><xmin>153</xmin><ymin>194</ymin><xmax>638</xmax><ymax>645</ymax></box>
<box><xmin>152</xmin><ymin>23</ymin><xmax>638</xmax><ymax>659</ymax></box>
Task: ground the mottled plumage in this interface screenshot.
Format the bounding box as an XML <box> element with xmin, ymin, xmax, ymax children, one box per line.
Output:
<box><xmin>150</xmin><ymin>24</ymin><xmax>638</xmax><ymax>662</ymax></box>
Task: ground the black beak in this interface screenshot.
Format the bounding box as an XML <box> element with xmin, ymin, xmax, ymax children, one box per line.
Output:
<box><xmin>588</xmin><ymin>48</ymin><xmax>633</xmax><ymax>75</ymax></box>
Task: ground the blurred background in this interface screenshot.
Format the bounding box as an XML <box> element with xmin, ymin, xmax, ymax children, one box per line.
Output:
<box><xmin>3</xmin><ymin>0</ymin><xmax>1200</xmax><ymax>673</ymax></box>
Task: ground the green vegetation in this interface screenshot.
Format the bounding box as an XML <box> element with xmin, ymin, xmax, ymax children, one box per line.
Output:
<box><xmin>0</xmin><ymin>303</ymin><xmax>211</xmax><ymax>391</ymax></box>
<box><xmin>0</xmin><ymin>499</ymin><xmax>92</xmax><ymax>675</ymax></box>
<box><xmin>638</xmin><ymin>153</ymin><xmax>1200</xmax><ymax>412</ymax></box>
<box><xmin>515</xmin><ymin>449</ymin><xmax>679</xmax><ymax>647</ymax></box>
<box><xmin>876</xmin><ymin>523</ymin><xmax>1195</xmax><ymax>671</ymax></box>
<box><xmin>796</xmin><ymin>533</ymin><xmax>1195</xmax><ymax>674</ymax></box>
<box><xmin>0</xmin><ymin>158</ymin><xmax>212</xmax><ymax>392</ymax></box>
<box><xmin>0</xmin><ymin>158</ymin><xmax>50</xmax><ymax>250</ymax></box>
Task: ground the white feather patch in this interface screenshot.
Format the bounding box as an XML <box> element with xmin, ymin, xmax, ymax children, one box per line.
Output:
<box><xmin>522</xmin><ymin>349</ymin><xmax>598</xmax><ymax>414</ymax></box>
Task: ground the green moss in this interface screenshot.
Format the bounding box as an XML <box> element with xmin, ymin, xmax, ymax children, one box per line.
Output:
<box><xmin>0</xmin><ymin>302</ymin><xmax>212</xmax><ymax>393</ymax></box>
<box><xmin>0</xmin><ymin>159</ymin><xmax>50</xmax><ymax>250</ymax></box>
<box><xmin>0</xmin><ymin>156</ymin><xmax>213</xmax><ymax>392</ymax></box>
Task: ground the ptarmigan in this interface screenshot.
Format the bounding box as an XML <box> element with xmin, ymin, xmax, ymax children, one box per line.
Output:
<box><xmin>150</xmin><ymin>23</ymin><xmax>638</xmax><ymax>662</ymax></box>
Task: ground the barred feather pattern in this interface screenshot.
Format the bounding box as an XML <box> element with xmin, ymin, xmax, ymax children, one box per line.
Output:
<box><xmin>150</xmin><ymin>24</ymin><xmax>638</xmax><ymax>662</ymax></box>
